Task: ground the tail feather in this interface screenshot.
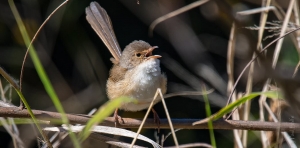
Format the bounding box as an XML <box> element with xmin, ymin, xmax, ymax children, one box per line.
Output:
<box><xmin>86</xmin><ymin>2</ymin><xmax>122</xmax><ymax>61</ymax></box>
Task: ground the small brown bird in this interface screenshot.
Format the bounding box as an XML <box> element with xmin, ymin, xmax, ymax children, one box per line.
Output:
<box><xmin>85</xmin><ymin>2</ymin><xmax>167</xmax><ymax>124</ymax></box>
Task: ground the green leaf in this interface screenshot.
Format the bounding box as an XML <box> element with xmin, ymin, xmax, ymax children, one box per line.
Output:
<box><xmin>202</xmin><ymin>86</ymin><xmax>216</xmax><ymax>148</ymax></box>
<box><xmin>193</xmin><ymin>91</ymin><xmax>280</xmax><ymax>125</ymax></box>
<box><xmin>79</xmin><ymin>97</ymin><xmax>135</xmax><ymax>141</ymax></box>
<box><xmin>213</xmin><ymin>91</ymin><xmax>280</xmax><ymax>120</ymax></box>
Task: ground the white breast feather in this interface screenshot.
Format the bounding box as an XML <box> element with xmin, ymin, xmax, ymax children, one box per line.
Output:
<box><xmin>121</xmin><ymin>58</ymin><xmax>163</xmax><ymax>111</ymax></box>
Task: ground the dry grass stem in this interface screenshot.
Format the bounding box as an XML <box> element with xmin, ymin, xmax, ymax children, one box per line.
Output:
<box><xmin>159</xmin><ymin>89</ymin><xmax>179</xmax><ymax>147</ymax></box>
<box><xmin>19</xmin><ymin>0</ymin><xmax>69</xmax><ymax>91</ymax></box>
<box><xmin>236</xmin><ymin>6</ymin><xmax>276</xmax><ymax>15</ymax></box>
<box><xmin>263</xmin><ymin>101</ymin><xmax>296</xmax><ymax>147</ymax></box>
<box><xmin>226</xmin><ymin>22</ymin><xmax>242</xmax><ymax>147</ymax></box>
<box><xmin>149</xmin><ymin>0</ymin><xmax>210</xmax><ymax>36</ymax></box>
<box><xmin>225</xmin><ymin>22</ymin><xmax>236</xmax><ymax>112</ymax></box>
<box><xmin>163</xmin><ymin>90</ymin><xmax>214</xmax><ymax>99</ymax></box>
<box><xmin>130</xmin><ymin>89</ymin><xmax>162</xmax><ymax>148</ymax></box>
<box><xmin>258</xmin><ymin>0</ymin><xmax>295</xmax><ymax>147</ymax></box>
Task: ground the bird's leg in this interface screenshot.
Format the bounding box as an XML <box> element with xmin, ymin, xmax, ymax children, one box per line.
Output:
<box><xmin>113</xmin><ymin>108</ymin><xmax>124</xmax><ymax>126</ymax></box>
<box><xmin>151</xmin><ymin>108</ymin><xmax>160</xmax><ymax>133</ymax></box>
<box><xmin>19</xmin><ymin>100</ymin><xmax>24</xmax><ymax>110</ymax></box>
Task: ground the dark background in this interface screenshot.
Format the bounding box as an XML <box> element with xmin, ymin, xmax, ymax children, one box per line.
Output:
<box><xmin>0</xmin><ymin>0</ymin><xmax>297</xmax><ymax>147</ymax></box>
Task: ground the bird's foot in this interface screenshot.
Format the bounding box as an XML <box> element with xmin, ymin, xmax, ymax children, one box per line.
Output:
<box><xmin>114</xmin><ymin>108</ymin><xmax>124</xmax><ymax>127</ymax></box>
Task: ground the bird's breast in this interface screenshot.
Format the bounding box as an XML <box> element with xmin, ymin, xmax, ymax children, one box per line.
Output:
<box><xmin>129</xmin><ymin>59</ymin><xmax>163</xmax><ymax>99</ymax></box>
<box><xmin>107</xmin><ymin>58</ymin><xmax>166</xmax><ymax>111</ymax></box>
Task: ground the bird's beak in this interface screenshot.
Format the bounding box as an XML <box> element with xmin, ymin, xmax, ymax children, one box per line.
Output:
<box><xmin>148</xmin><ymin>55</ymin><xmax>162</xmax><ymax>59</ymax></box>
<box><xmin>146</xmin><ymin>46</ymin><xmax>161</xmax><ymax>59</ymax></box>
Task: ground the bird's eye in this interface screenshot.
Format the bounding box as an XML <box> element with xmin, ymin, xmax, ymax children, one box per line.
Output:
<box><xmin>136</xmin><ymin>53</ymin><xmax>142</xmax><ymax>57</ymax></box>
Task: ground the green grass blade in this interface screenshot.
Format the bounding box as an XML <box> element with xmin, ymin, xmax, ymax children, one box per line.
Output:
<box><xmin>202</xmin><ymin>86</ymin><xmax>216</xmax><ymax>148</ymax></box>
<box><xmin>0</xmin><ymin>118</ymin><xmax>46</xmax><ymax>126</ymax></box>
<box><xmin>212</xmin><ymin>91</ymin><xmax>280</xmax><ymax>121</ymax></box>
<box><xmin>8</xmin><ymin>1</ymin><xmax>80</xmax><ymax>147</ymax></box>
<box><xmin>193</xmin><ymin>91</ymin><xmax>280</xmax><ymax>125</ymax></box>
<box><xmin>79</xmin><ymin>97</ymin><xmax>134</xmax><ymax>142</ymax></box>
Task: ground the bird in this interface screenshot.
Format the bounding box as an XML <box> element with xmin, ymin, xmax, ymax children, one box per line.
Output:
<box><xmin>85</xmin><ymin>2</ymin><xmax>167</xmax><ymax>127</ymax></box>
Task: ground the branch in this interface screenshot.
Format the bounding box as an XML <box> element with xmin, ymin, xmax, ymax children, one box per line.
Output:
<box><xmin>0</xmin><ymin>107</ymin><xmax>299</xmax><ymax>132</ymax></box>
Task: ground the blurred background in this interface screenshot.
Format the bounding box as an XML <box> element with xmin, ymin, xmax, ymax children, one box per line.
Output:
<box><xmin>0</xmin><ymin>0</ymin><xmax>299</xmax><ymax>147</ymax></box>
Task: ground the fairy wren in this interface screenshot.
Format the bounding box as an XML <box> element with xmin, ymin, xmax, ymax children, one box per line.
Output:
<box><xmin>85</xmin><ymin>2</ymin><xmax>167</xmax><ymax>123</ymax></box>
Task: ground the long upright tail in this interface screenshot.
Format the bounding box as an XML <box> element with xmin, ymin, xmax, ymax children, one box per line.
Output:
<box><xmin>86</xmin><ymin>2</ymin><xmax>122</xmax><ymax>61</ymax></box>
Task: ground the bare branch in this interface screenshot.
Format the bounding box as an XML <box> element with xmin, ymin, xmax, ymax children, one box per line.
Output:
<box><xmin>0</xmin><ymin>107</ymin><xmax>300</xmax><ymax>132</ymax></box>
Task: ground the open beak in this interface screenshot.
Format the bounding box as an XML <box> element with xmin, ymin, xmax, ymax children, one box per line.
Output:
<box><xmin>146</xmin><ymin>46</ymin><xmax>161</xmax><ymax>59</ymax></box>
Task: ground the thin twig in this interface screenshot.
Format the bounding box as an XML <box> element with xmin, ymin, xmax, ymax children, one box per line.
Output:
<box><xmin>160</xmin><ymin>89</ymin><xmax>179</xmax><ymax>147</ymax></box>
<box><xmin>163</xmin><ymin>90</ymin><xmax>214</xmax><ymax>99</ymax></box>
<box><xmin>149</xmin><ymin>0</ymin><xmax>210</xmax><ymax>36</ymax></box>
<box><xmin>263</xmin><ymin>101</ymin><xmax>297</xmax><ymax>148</ymax></box>
<box><xmin>236</xmin><ymin>6</ymin><xmax>276</xmax><ymax>15</ymax></box>
<box><xmin>130</xmin><ymin>89</ymin><xmax>162</xmax><ymax>148</ymax></box>
<box><xmin>19</xmin><ymin>0</ymin><xmax>69</xmax><ymax>92</ymax></box>
<box><xmin>226</xmin><ymin>22</ymin><xmax>242</xmax><ymax>148</ymax></box>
